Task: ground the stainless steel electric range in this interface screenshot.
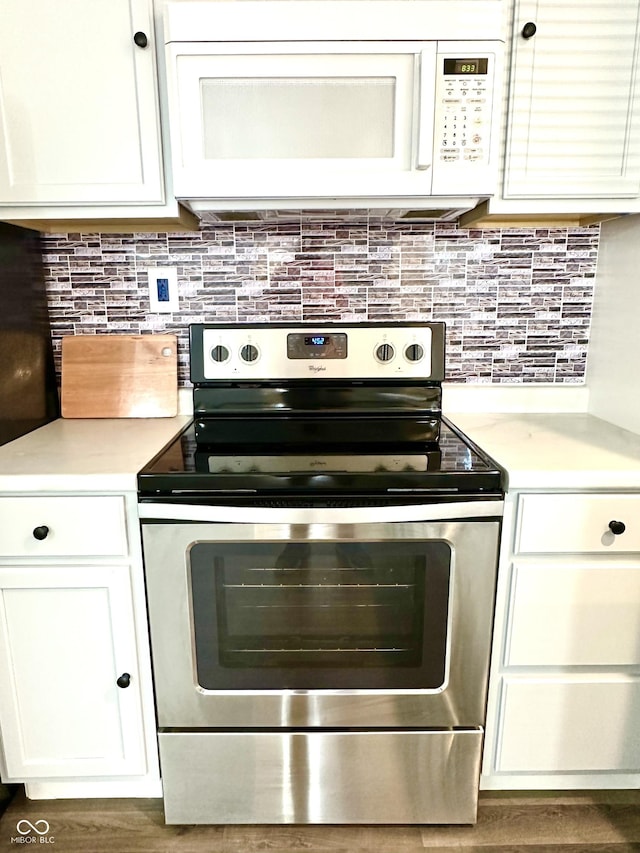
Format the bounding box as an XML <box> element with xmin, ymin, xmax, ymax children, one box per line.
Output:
<box><xmin>138</xmin><ymin>322</ymin><xmax>504</xmax><ymax>826</ymax></box>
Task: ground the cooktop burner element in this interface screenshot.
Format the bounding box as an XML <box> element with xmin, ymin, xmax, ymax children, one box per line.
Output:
<box><xmin>138</xmin><ymin>322</ymin><xmax>504</xmax><ymax>498</ymax></box>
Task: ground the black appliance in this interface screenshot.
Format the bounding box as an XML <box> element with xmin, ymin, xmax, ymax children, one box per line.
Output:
<box><xmin>139</xmin><ymin>321</ymin><xmax>503</xmax><ymax>499</ymax></box>
<box><xmin>0</xmin><ymin>222</ymin><xmax>59</xmax><ymax>447</ymax></box>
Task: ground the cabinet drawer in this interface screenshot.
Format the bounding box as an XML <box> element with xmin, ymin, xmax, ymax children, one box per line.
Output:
<box><xmin>515</xmin><ymin>493</ymin><xmax>640</xmax><ymax>554</ymax></box>
<box><xmin>0</xmin><ymin>497</ymin><xmax>127</xmax><ymax>557</ymax></box>
<box><xmin>506</xmin><ymin>562</ymin><xmax>640</xmax><ymax>666</ymax></box>
<box><xmin>496</xmin><ymin>677</ymin><xmax>640</xmax><ymax>773</ymax></box>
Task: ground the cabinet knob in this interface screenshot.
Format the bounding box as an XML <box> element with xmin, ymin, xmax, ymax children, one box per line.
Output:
<box><xmin>609</xmin><ymin>520</ymin><xmax>626</xmax><ymax>535</ymax></box>
<box><xmin>133</xmin><ymin>31</ymin><xmax>148</xmax><ymax>48</ymax></box>
<box><xmin>32</xmin><ymin>525</ymin><xmax>49</xmax><ymax>541</ymax></box>
<box><xmin>116</xmin><ymin>673</ymin><xmax>131</xmax><ymax>688</ymax></box>
<box><xmin>521</xmin><ymin>21</ymin><xmax>537</xmax><ymax>39</ymax></box>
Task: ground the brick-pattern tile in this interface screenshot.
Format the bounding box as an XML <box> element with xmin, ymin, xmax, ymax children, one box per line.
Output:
<box><xmin>42</xmin><ymin>218</ymin><xmax>599</xmax><ymax>385</ymax></box>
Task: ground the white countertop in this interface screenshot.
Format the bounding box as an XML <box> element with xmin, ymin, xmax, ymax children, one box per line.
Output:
<box><xmin>3</xmin><ymin>411</ymin><xmax>640</xmax><ymax>494</ymax></box>
<box><xmin>0</xmin><ymin>416</ymin><xmax>191</xmax><ymax>492</ymax></box>
<box><xmin>448</xmin><ymin>412</ymin><xmax>640</xmax><ymax>490</ymax></box>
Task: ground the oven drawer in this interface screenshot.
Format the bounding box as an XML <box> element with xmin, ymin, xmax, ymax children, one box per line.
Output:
<box><xmin>515</xmin><ymin>493</ymin><xmax>640</xmax><ymax>554</ymax></box>
<box><xmin>0</xmin><ymin>496</ymin><xmax>128</xmax><ymax>558</ymax></box>
<box><xmin>159</xmin><ymin>729</ymin><xmax>483</xmax><ymax>824</ymax></box>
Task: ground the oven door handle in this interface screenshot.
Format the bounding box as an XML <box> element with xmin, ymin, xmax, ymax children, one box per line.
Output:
<box><xmin>138</xmin><ymin>500</ymin><xmax>503</xmax><ymax>524</ymax></box>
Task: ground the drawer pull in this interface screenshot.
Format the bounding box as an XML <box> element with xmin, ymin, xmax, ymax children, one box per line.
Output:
<box><xmin>117</xmin><ymin>673</ymin><xmax>131</xmax><ymax>688</ymax></box>
<box><xmin>133</xmin><ymin>31</ymin><xmax>148</xmax><ymax>48</ymax></box>
<box><xmin>609</xmin><ymin>520</ymin><xmax>626</xmax><ymax>535</ymax></box>
<box><xmin>32</xmin><ymin>525</ymin><xmax>50</xmax><ymax>541</ymax></box>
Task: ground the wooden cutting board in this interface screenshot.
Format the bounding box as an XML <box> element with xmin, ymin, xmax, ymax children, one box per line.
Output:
<box><xmin>61</xmin><ymin>334</ymin><xmax>178</xmax><ymax>418</ymax></box>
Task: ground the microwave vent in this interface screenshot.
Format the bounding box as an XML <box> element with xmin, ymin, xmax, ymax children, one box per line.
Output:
<box><xmin>193</xmin><ymin>204</ymin><xmax>484</xmax><ymax>225</ymax></box>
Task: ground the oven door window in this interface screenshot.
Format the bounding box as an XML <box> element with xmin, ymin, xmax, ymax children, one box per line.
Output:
<box><xmin>189</xmin><ymin>540</ymin><xmax>450</xmax><ymax>690</ymax></box>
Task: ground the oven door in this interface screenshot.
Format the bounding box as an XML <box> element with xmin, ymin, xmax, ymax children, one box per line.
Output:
<box><xmin>140</xmin><ymin>501</ymin><xmax>501</xmax><ymax>729</ymax></box>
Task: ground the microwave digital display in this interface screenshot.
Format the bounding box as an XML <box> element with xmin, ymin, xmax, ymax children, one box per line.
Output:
<box><xmin>444</xmin><ymin>58</ymin><xmax>488</xmax><ymax>75</ymax></box>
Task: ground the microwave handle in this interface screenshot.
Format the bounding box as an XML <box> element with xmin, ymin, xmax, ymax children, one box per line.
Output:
<box><xmin>416</xmin><ymin>49</ymin><xmax>437</xmax><ymax>171</ymax></box>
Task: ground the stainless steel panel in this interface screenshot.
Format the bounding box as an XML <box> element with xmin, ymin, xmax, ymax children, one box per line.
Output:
<box><xmin>159</xmin><ymin>729</ymin><xmax>483</xmax><ymax>824</ymax></box>
<box><xmin>192</xmin><ymin>324</ymin><xmax>443</xmax><ymax>382</ymax></box>
<box><xmin>139</xmin><ymin>499</ymin><xmax>503</xmax><ymax>523</ymax></box>
<box><xmin>142</xmin><ymin>514</ymin><xmax>500</xmax><ymax>728</ymax></box>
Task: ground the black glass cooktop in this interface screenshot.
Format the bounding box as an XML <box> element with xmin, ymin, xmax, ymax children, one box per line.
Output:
<box><xmin>138</xmin><ymin>416</ymin><xmax>504</xmax><ymax>498</ymax></box>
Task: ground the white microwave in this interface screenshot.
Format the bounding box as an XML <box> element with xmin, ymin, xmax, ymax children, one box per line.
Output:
<box><xmin>161</xmin><ymin>0</ymin><xmax>505</xmax><ymax>215</ymax></box>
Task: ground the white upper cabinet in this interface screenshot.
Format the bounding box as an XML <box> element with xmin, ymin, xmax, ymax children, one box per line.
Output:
<box><xmin>0</xmin><ymin>0</ymin><xmax>164</xmax><ymax>206</ymax></box>
<box><xmin>503</xmin><ymin>0</ymin><xmax>640</xmax><ymax>199</ymax></box>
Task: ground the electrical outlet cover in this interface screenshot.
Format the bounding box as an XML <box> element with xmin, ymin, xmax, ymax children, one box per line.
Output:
<box><xmin>148</xmin><ymin>267</ymin><xmax>179</xmax><ymax>313</ymax></box>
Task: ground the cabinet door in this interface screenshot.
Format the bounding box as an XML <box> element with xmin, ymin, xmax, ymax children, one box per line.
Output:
<box><xmin>0</xmin><ymin>565</ymin><xmax>146</xmax><ymax>780</ymax></box>
<box><xmin>0</xmin><ymin>0</ymin><xmax>163</xmax><ymax>205</ymax></box>
<box><xmin>504</xmin><ymin>0</ymin><xmax>640</xmax><ymax>198</ymax></box>
<box><xmin>506</xmin><ymin>561</ymin><xmax>640</xmax><ymax>666</ymax></box>
<box><xmin>496</xmin><ymin>676</ymin><xmax>640</xmax><ymax>773</ymax></box>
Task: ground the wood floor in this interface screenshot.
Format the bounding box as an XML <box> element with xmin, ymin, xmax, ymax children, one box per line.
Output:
<box><xmin>1</xmin><ymin>788</ymin><xmax>640</xmax><ymax>852</ymax></box>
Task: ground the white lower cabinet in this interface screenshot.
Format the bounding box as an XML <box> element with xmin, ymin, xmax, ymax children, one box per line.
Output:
<box><xmin>0</xmin><ymin>565</ymin><xmax>145</xmax><ymax>780</ymax></box>
<box><xmin>482</xmin><ymin>490</ymin><xmax>640</xmax><ymax>789</ymax></box>
<box><xmin>0</xmin><ymin>496</ymin><xmax>128</xmax><ymax>559</ymax></box>
<box><xmin>506</xmin><ymin>561</ymin><xmax>640</xmax><ymax>666</ymax></box>
<box><xmin>496</xmin><ymin>676</ymin><xmax>640</xmax><ymax>773</ymax></box>
<box><xmin>0</xmin><ymin>494</ymin><xmax>160</xmax><ymax>796</ymax></box>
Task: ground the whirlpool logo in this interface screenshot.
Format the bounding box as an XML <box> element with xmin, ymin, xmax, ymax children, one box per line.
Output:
<box><xmin>11</xmin><ymin>819</ymin><xmax>54</xmax><ymax>844</ymax></box>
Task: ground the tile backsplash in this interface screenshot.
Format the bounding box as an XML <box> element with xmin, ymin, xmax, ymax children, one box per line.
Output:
<box><xmin>41</xmin><ymin>217</ymin><xmax>599</xmax><ymax>386</ymax></box>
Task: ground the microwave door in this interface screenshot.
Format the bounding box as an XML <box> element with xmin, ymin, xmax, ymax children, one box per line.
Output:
<box><xmin>416</xmin><ymin>49</ymin><xmax>437</xmax><ymax>171</ymax></box>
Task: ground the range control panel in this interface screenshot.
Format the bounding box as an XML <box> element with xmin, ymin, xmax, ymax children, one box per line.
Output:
<box><xmin>190</xmin><ymin>323</ymin><xmax>445</xmax><ymax>382</ymax></box>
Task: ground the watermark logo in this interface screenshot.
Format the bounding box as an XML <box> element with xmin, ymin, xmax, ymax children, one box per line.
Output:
<box><xmin>11</xmin><ymin>819</ymin><xmax>54</xmax><ymax>844</ymax></box>
<box><xmin>16</xmin><ymin>822</ymin><xmax>49</xmax><ymax>836</ymax></box>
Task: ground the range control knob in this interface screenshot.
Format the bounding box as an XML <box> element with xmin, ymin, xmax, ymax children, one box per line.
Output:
<box><xmin>240</xmin><ymin>343</ymin><xmax>259</xmax><ymax>363</ymax></box>
<box><xmin>609</xmin><ymin>520</ymin><xmax>626</xmax><ymax>535</ymax></box>
<box><xmin>210</xmin><ymin>344</ymin><xmax>230</xmax><ymax>363</ymax></box>
<box><xmin>375</xmin><ymin>343</ymin><xmax>395</xmax><ymax>363</ymax></box>
<box><xmin>405</xmin><ymin>343</ymin><xmax>425</xmax><ymax>363</ymax></box>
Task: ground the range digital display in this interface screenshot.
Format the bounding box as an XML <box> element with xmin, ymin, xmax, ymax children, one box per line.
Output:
<box><xmin>287</xmin><ymin>332</ymin><xmax>348</xmax><ymax>359</ymax></box>
<box><xmin>443</xmin><ymin>58</ymin><xmax>488</xmax><ymax>75</ymax></box>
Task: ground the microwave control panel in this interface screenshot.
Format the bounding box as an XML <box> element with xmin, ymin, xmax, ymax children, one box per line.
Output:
<box><xmin>431</xmin><ymin>41</ymin><xmax>501</xmax><ymax>195</ymax></box>
<box><xmin>437</xmin><ymin>57</ymin><xmax>491</xmax><ymax>164</ymax></box>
